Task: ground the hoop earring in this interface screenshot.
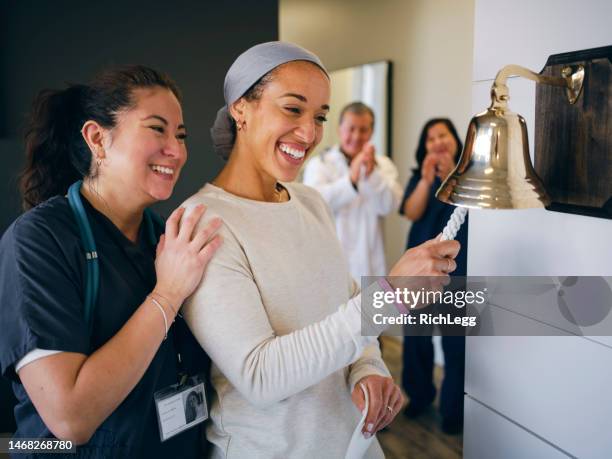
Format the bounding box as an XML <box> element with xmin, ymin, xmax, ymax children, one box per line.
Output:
<box><xmin>93</xmin><ymin>152</ymin><xmax>105</xmax><ymax>179</ymax></box>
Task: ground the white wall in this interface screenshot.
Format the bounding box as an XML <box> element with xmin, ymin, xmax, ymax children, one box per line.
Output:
<box><xmin>280</xmin><ymin>0</ymin><xmax>475</xmax><ymax>269</ymax></box>
<box><xmin>466</xmin><ymin>1</ymin><xmax>612</xmax><ymax>457</ymax></box>
<box><xmin>317</xmin><ymin>61</ymin><xmax>390</xmax><ymax>159</ymax></box>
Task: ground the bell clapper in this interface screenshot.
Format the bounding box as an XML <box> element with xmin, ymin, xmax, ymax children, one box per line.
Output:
<box><xmin>441</xmin><ymin>207</ymin><xmax>468</xmax><ymax>241</ymax></box>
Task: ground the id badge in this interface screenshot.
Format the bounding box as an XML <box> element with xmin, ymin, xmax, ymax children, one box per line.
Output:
<box><xmin>154</xmin><ymin>374</ymin><xmax>208</xmax><ymax>442</ymax></box>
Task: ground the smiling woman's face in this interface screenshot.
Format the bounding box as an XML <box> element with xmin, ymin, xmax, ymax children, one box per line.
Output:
<box><xmin>425</xmin><ymin>122</ymin><xmax>458</xmax><ymax>158</ymax></box>
<box><xmin>99</xmin><ymin>87</ymin><xmax>187</xmax><ymax>204</ymax></box>
<box><xmin>233</xmin><ymin>61</ymin><xmax>330</xmax><ymax>182</ymax></box>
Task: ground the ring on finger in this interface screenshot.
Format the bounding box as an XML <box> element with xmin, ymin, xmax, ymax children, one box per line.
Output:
<box><xmin>386</xmin><ymin>405</ymin><xmax>393</xmax><ymax>412</ymax></box>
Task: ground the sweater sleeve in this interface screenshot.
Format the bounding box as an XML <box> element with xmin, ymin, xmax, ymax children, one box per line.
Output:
<box><xmin>348</xmin><ymin>343</ymin><xmax>391</xmax><ymax>391</ymax></box>
<box><xmin>182</xmin><ymin>219</ymin><xmax>379</xmax><ymax>409</ymax></box>
<box><xmin>346</xmin><ymin>278</ymin><xmax>391</xmax><ymax>390</ymax></box>
<box><xmin>303</xmin><ymin>156</ymin><xmax>358</xmax><ymax>212</ymax></box>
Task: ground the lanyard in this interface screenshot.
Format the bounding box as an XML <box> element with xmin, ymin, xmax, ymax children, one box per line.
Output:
<box><xmin>67</xmin><ymin>180</ymin><xmax>162</xmax><ymax>331</ymax></box>
<box><xmin>172</xmin><ymin>326</ymin><xmax>189</xmax><ymax>386</ymax></box>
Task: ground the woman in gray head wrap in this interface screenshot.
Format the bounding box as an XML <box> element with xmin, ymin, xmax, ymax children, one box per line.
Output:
<box><xmin>181</xmin><ymin>41</ymin><xmax>459</xmax><ymax>458</ymax></box>
<box><xmin>210</xmin><ymin>41</ymin><xmax>328</xmax><ymax>161</ymax></box>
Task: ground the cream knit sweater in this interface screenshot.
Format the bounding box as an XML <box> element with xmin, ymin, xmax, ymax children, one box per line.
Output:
<box><xmin>182</xmin><ymin>182</ymin><xmax>389</xmax><ymax>459</ymax></box>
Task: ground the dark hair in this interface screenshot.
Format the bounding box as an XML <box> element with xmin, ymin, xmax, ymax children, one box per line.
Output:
<box><xmin>220</xmin><ymin>68</ymin><xmax>278</xmax><ymax>142</ymax></box>
<box><xmin>414</xmin><ymin>118</ymin><xmax>463</xmax><ymax>171</ymax></box>
<box><xmin>20</xmin><ymin>65</ymin><xmax>181</xmax><ymax>210</ymax></box>
<box><xmin>187</xmin><ymin>390</ymin><xmax>202</xmax><ymax>404</ymax></box>
<box><xmin>242</xmin><ymin>71</ymin><xmax>276</xmax><ymax>103</ymax></box>
<box><xmin>241</xmin><ymin>60</ymin><xmax>327</xmax><ymax>104</ymax></box>
<box><xmin>339</xmin><ymin>102</ymin><xmax>375</xmax><ymax>127</ymax></box>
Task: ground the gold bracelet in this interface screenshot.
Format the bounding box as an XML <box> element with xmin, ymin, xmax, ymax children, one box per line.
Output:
<box><xmin>151</xmin><ymin>291</ymin><xmax>179</xmax><ymax>317</ymax></box>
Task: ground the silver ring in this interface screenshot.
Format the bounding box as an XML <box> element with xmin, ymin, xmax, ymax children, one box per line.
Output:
<box><xmin>386</xmin><ymin>405</ymin><xmax>393</xmax><ymax>412</ymax></box>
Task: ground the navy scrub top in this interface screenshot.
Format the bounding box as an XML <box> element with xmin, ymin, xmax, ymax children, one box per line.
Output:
<box><xmin>400</xmin><ymin>171</ymin><xmax>468</xmax><ymax>276</ymax></box>
<box><xmin>0</xmin><ymin>195</ymin><xmax>209</xmax><ymax>458</ymax></box>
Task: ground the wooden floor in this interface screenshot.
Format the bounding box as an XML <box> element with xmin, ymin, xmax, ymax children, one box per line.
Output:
<box><xmin>377</xmin><ymin>336</ymin><xmax>463</xmax><ymax>459</ymax></box>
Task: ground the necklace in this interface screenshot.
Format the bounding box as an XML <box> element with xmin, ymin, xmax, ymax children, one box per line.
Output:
<box><xmin>83</xmin><ymin>180</ymin><xmax>118</xmax><ymax>222</ymax></box>
<box><xmin>273</xmin><ymin>182</ymin><xmax>286</xmax><ymax>203</ymax></box>
<box><xmin>211</xmin><ymin>179</ymin><xmax>287</xmax><ymax>203</ymax></box>
<box><xmin>82</xmin><ymin>180</ymin><xmax>142</xmax><ymax>241</ymax></box>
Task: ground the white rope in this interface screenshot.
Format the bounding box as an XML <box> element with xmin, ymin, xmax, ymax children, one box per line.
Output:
<box><xmin>440</xmin><ymin>206</ymin><xmax>468</xmax><ymax>241</ymax></box>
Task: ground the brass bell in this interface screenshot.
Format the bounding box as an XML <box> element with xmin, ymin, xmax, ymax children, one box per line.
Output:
<box><xmin>436</xmin><ymin>64</ymin><xmax>585</xmax><ymax>210</ymax></box>
<box><xmin>436</xmin><ymin>105</ymin><xmax>550</xmax><ymax>209</ymax></box>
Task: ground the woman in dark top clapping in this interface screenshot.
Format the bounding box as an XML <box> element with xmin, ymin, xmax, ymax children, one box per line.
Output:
<box><xmin>399</xmin><ymin>118</ymin><xmax>467</xmax><ymax>435</ymax></box>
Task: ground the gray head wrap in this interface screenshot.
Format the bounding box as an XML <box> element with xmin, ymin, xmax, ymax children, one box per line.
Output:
<box><xmin>210</xmin><ymin>41</ymin><xmax>328</xmax><ymax>160</ymax></box>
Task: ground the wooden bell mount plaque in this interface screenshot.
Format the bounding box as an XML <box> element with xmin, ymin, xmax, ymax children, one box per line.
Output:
<box><xmin>534</xmin><ymin>45</ymin><xmax>612</xmax><ymax>220</ymax></box>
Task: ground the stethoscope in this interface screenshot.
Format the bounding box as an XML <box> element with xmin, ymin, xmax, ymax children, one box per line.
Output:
<box><xmin>67</xmin><ymin>180</ymin><xmax>162</xmax><ymax>331</ymax></box>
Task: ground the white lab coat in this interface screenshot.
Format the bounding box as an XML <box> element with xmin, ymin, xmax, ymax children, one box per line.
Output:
<box><xmin>303</xmin><ymin>145</ymin><xmax>403</xmax><ymax>282</ymax></box>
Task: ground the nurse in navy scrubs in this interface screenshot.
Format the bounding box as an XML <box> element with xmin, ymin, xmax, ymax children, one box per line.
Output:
<box><xmin>0</xmin><ymin>66</ymin><xmax>222</xmax><ymax>457</ymax></box>
<box><xmin>399</xmin><ymin>118</ymin><xmax>467</xmax><ymax>435</ymax></box>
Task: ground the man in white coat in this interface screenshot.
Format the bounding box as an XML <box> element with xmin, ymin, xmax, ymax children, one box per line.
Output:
<box><xmin>303</xmin><ymin>102</ymin><xmax>402</xmax><ymax>283</ymax></box>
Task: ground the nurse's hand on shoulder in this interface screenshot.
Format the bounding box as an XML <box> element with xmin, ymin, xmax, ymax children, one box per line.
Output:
<box><xmin>351</xmin><ymin>375</ymin><xmax>404</xmax><ymax>437</ymax></box>
<box><xmin>154</xmin><ymin>204</ymin><xmax>223</xmax><ymax>307</ymax></box>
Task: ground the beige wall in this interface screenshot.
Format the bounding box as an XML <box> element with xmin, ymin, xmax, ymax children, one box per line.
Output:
<box><xmin>280</xmin><ymin>0</ymin><xmax>475</xmax><ymax>267</ymax></box>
